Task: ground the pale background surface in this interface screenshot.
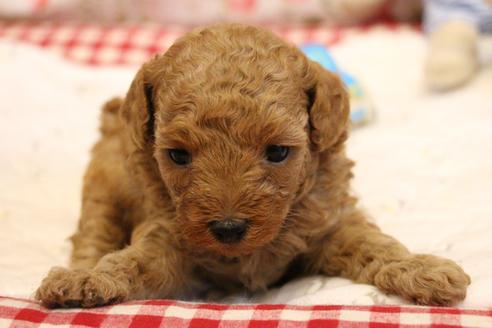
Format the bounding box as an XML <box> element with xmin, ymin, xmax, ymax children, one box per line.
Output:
<box><xmin>0</xmin><ymin>27</ymin><xmax>491</xmax><ymax>307</ymax></box>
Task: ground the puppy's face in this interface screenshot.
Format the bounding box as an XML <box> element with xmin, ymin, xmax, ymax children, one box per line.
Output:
<box><xmin>155</xmin><ymin>85</ymin><xmax>309</xmax><ymax>257</ymax></box>
<box><xmin>122</xmin><ymin>25</ymin><xmax>349</xmax><ymax>257</ymax></box>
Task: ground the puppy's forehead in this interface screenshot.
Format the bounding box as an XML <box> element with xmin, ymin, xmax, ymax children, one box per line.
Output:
<box><xmin>153</xmin><ymin>25</ymin><xmax>310</xmax><ymax>148</ymax></box>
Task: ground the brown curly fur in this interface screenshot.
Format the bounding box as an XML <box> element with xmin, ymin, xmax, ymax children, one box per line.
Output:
<box><xmin>35</xmin><ymin>24</ymin><xmax>470</xmax><ymax>308</ymax></box>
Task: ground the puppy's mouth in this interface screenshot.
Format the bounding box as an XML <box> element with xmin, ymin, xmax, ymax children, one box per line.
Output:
<box><xmin>205</xmin><ymin>221</ymin><xmax>256</xmax><ymax>257</ymax></box>
<box><xmin>208</xmin><ymin>239</ymin><xmax>264</xmax><ymax>258</ymax></box>
<box><xmin>205</xmin><ymin>219</ymin><xmax>283</xmax><ymax>258</ymax></box>
<box><xmin>179</xmin><ymin>212</ymin><xmax>285</xmax><ymax>257</ymax></box>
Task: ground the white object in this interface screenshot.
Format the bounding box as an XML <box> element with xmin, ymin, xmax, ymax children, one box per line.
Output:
<box><xmin>0</xmin><ymin>27</ymin><xmax>491</xmax><ymax>307</ymax></box>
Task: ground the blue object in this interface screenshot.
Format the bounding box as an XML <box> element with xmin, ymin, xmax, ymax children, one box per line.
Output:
<box><xmin>301</xmin><ymin>44</ymin><xmax>374</xmax><ymax>126</ymax></box>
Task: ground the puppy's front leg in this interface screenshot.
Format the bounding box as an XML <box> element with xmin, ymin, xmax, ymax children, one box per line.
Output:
<box><xmin>36</xmin><ymin>222</ymin><xmax>184</xmax><ymax>308</ymax></box>
<box><xmin>309</xmin><ymin>210</ymin><xmax>470</xmax><ymax>305</ymax></box>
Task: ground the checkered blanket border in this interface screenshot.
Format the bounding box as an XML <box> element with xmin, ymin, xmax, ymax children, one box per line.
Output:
<box><xmin>1</xmin><ymin>296</ymin><xmax>491</xmax><ymax>328</ymax></box>
<box><xmin>0</xmin><ymin>21</ymin><xmax>346</xmax><ymax>66</ymax></box>
<box><xmin>0</xmin><ymin>21</ymin><xmax>417</xmax><ymax>66</ymax></box>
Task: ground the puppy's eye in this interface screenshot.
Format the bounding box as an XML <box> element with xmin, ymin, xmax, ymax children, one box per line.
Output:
<box><xmin>265</xmin><ymin>145</ymin><xmax>289</xmax><ymax>163</ymax></box>
<box><xmin>168</xmin><ymin>149</ymin><xmax>191</xmax><ymax>165</ymax></box>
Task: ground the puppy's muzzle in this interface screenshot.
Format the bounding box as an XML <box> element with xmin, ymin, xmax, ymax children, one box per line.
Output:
<box><xmin>208</xmin><ymin>218</ymin><xmax>249</xmax><ymax>244</ymax></box>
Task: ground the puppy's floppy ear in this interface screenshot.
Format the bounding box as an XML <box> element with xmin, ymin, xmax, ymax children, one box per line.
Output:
<box><xmin>306</xmin><ymin>62</ymin><xmax>350</xmax><ymax>152</ymax></box>
<box><xmin>120</xmin><ymin>64</ymin><xmax>155</xmax><ymax>150</ymax></box>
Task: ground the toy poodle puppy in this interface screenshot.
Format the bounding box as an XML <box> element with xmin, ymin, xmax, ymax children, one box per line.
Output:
<box><xmin>36</xmin><ymin>24</ymin><xmax>470</xmax><ymax>308</ymax></box>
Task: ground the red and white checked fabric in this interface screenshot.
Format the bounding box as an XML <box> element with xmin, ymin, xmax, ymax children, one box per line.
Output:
<box><xmin>1</xmin><ymin>296</ymin><xmax>491</xmax><ymax>328</ymax></box>
<box><xmin>0</xmin><ymin>21</ymin><xmax>348</xmax><ymax>66</ymax></box>
<box><xmin>0</xmin><ymin>21</ymin><xmax>346</xmax><ymax>66</ymax></box>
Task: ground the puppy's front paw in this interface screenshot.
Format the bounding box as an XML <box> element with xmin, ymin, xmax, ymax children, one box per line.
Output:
<box><xmin>35</xmin><ymin>267</ymin><xmax>129</xmax><ymax>308</ymax></box>
<box><xmin>374</xmin><ymin>255</ymin><xmax>470</xmax><ymax>306</ymax></box>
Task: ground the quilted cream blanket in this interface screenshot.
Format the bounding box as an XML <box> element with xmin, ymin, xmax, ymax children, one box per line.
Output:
<box><xmin>0</xmin><ymin>27</ymin><xmax>491</xmax><ymax>308</ymax></box>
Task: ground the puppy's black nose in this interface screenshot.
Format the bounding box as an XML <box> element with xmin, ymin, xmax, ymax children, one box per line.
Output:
<box><xmin>208</xmin><ymin>218</ymin><xmax>249</xmax><ymax>244</ymax></box>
